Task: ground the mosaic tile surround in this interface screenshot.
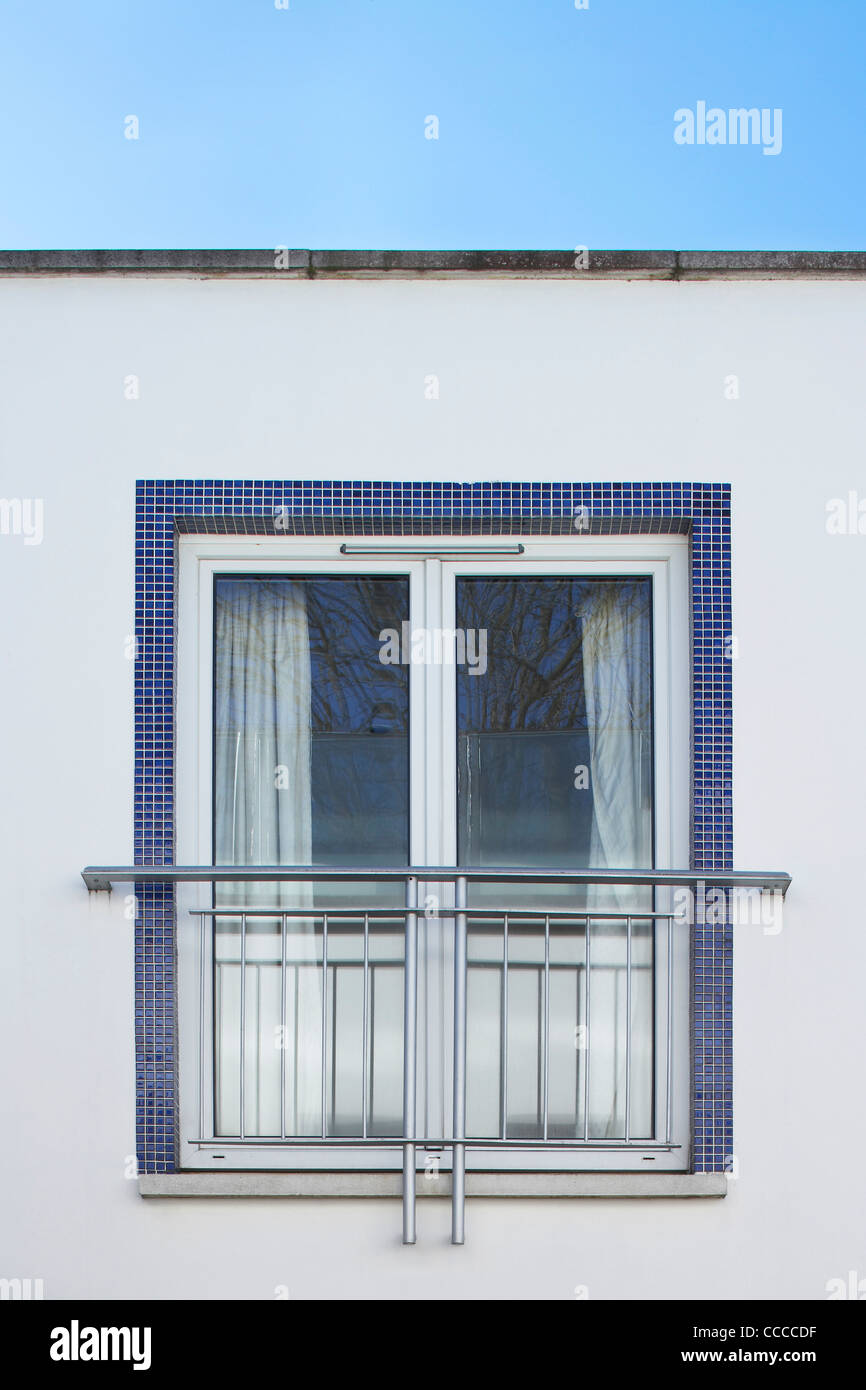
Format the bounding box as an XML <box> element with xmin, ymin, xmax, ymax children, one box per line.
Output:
<box><xmin>135</xmin><ymin>480</ymin><xmax>732</xmax><ymax>1173</ymax></box>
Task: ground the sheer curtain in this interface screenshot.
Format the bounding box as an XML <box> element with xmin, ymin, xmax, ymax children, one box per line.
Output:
<box><xmin>215</xmin><ymin>579</ymin><xmax>312</xmax><ymax>885</ymax></box>
<box><xmin>214</xmin><ymin>579</ymin><xmax>319</xmax><ymax>1136</ymax></box>
<box><xmin>581</xmin><ymin>582</ymin><xmax>653</xmax><ymax>1138</ymax></box>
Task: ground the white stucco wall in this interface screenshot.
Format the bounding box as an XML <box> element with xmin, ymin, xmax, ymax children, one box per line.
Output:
<box><xmin>0</xmin><ymin>270</ymin><xmax>863</xmax><ymax>1299</ymax></box>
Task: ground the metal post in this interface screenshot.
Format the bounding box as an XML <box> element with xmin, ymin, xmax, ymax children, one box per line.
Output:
<box><xmin>583</xmin><ymin>915</ymin><xmax>591</xmax><ymax>1142</ymax></box>
<box><xmin>500</xmin><ymin>913</ymin><xmax>509</xmax><ymax>1141</ymax></box>
<box><xmin>452</xmin><ymin>876</ymin><xmax>468</xmax><ymax>1245</ymax></box>
<box><xmin>362</xmin><ymin>913</ymin><xmax>369</xmax><ymax>1141</ymax></box>
<box><xmin>402</xmin><ymin>879</ymin><xmax>418</xmax><ymax>1245</ymax></box>
<box><xmin>198</xmin><ymin>913</ymin><xmax>206</xmax><ymax>1143</ymax></box>
<box><xmin>542</xmin><ymin>914</ymin><xmax>550</xmax><ymax>1142</ymax></box>
<box><xmin>321</xmin><ymin>913</ymin><xmax>329</xmax><ymax>1140</ymax></box>
<box><xmin>239</xmin><ymin>913</ymin><xmax>247</xmax><ymax>1141</ymax></box>
<box><xmin>279</xmin><ymin>912</ymin><xmax>287</xmax><ymax>1141</ymax></box>
<box><xmin>625</xmin><ymin>915</ymin><xmax>632</xmax><ymax>1143</ymax></box>
<box><xmin>665</xmin><ymin>914</ymin><xmax>673</xmax><ymax>1145</ymax></box>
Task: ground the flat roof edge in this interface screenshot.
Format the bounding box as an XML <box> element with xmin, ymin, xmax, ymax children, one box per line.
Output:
<box><xmin>1</xmin><ymin>249</ymin><xmax>866</xmax><ymax>278</ymax></box>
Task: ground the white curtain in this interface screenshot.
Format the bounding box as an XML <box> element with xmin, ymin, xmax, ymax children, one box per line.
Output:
<box><xmin>582</xmin><ymin>583</ymin><xmax>652</xmax><ymax>891</ymax></box>
<box><xmin>214</xmin><ymin>580</ymin><xmax>320</xmax><ymax>1136</ymax></box>
<box><xmin>215</xmin><ymin>579</ymin><xmax>312</xmax><ymax>890</ymax></box>
<box><xmin>581</xmin><ymin>583</ymin><xmax>653</xmax><ymax>1138</ymax></box>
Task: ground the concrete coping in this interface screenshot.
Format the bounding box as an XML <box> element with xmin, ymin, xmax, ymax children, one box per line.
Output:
<box><xmin>1</xmin><ymin>249</ymin><xmax>865</xmax><ymax>279</ymax></box>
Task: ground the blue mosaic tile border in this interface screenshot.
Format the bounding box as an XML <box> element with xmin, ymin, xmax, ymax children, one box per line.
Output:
<box><xmin>135</xmin><ymin>480</ymin><xmax>732</xmax><ymax>1173</ymax></box>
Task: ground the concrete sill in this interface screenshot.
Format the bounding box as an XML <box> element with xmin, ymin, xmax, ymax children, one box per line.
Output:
<box><xmin>139</xmin><ymin>1172</ymin><xmax>726</xmax><ymax>1199</ymax></box>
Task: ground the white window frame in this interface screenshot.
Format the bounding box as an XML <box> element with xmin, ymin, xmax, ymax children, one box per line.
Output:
<box><xmin>177</xmin><ymin>532</ymin><xmax>691</xmax><ymax>1173</ymax></box>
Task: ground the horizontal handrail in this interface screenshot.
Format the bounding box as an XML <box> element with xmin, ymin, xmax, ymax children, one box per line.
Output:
<box><xmin>189</xmin><ymin>907</ymin><xmax>677</xmax><ymax>919</ymax></box>
<box><xmin>187</xmin><ymin>1136</ymin><xmax>682</xmax><ymax>1150</ymax></box>
<box><xmin>81</xmin><ymin>864</ymin><xmax>792</xmax><ymax>893</ymax></box>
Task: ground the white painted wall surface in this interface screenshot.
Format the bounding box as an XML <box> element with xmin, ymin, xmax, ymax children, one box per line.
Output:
<box><xmin>0</xmin><ymin>272</ymin><xmax>863</xmax><ymax>1299</ymax></box>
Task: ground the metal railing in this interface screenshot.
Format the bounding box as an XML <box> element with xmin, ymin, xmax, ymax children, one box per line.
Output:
<box><xmin>81</xmin><ymin>863</ymin><xmax>791</xmax><ymax>1244</ymax></box>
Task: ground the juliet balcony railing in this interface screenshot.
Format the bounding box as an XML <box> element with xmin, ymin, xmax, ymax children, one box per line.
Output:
<box><xmin>82</xmin><ymin>864</ymin><xmax>791</xmax><ymax>1244</ymax></box>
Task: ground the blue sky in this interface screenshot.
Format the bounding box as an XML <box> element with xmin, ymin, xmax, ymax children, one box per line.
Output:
<box><xmin>0</xmin><ymin>0</ymin><xmax>863</xmax><ymax>250</ymax></box>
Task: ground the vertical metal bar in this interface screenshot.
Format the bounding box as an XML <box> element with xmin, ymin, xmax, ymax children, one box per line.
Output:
<box><xmin>625</xmin><ymin>915</ymin><xmax>632</xmax><ymax>1143</ymax></box>
<box><xmin>536</xmin><ymin>972</ymin><xmax>543</xmax><ymax>1134</ymax></box>
<box><xmin>279</xmin><ymin>913</ymin><xmax>287</xmax><ymax>1141</ymax></box>
<box><xmin>321</xmin><ymin>913</ymin><xmax>329</xmax><ymax>1140</ymax></box>
<box><xmin>665</xmin><ymin>913</ymin><xmax>673</xmax><ymax>1145</ymax></box>
<box><xmin>574</xmin><ymin>954</ymin><xmax>581</xmax><ymax>1133</ymax></box>
<box><xmin>369</xmin><ymin>968</ymin><xmax>377</xmax><ymax>1126</ymax></box>
<box><xmin>292</xmin><ymin>966</ymin><xmax>299</xmax><ymax>1134</ymax></box>
<box><xmin>500</xmin><ymin>913</ymin><xmax>509</xmax><ymax>1141</ymax></box>
<box><xmin>402</xmin><ymin>879</ymin><xmax>418</xmax><ymax>1245</ymax></box>
<box><xmin>542</xmin><ymin>914</ymin><xmax>550</xmax><ymax>1142</ymax></box>
<box><xmin>362</xmin><ymin>913</ymin><xmax>370</xmax><ymax>1141</ymax></box>
<box><xmin>198</xmin><ymin>913</ymin><xmax>206</xmax><ymax>1142</ymax></box>
<box><xmin>582</xmin><ymin>915</ymin><xmax>591</xmax><ymax>1143</ymax></box>
<box><xmin>214</xmin><ymin>963</ymin><xmax>222</xmax><ymax>1133</ymax></box>
<box><xmin>239</xmin><ymin>913</ymin><xmax>246</xmax><ymax>1140</ymax></box>
<box><xmin>255</xmin><ymin>964</ymin><xmax>262</xmax><ymax>1135</ymax></box>
<box><xmin>330</xmin><ymin>966</ymin><xmax>338</xmax><ymax>1133</ymax></box>
<box><xmin>452</xmin><ymin>875</ymin><xmax>468</xmax><ymax>1245</ymax></box>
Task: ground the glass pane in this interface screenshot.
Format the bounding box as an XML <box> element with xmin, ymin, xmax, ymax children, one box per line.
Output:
<box><xmin>456</xmin><ymin>576</ymin><xmax>653</xmax><ymax>891</ymax></box>
<box><xmin>458</xmin><ymin>577</ymin><xmax>655</xmax><ymax>1143</ymax></box>
<box><xmin>214</xmin><ymin>575</ymin><xmax>409</xmax><ymax>893</ymax></box>
<box><xmin>212</xmin><ymin>575</ymin><xmax>409</xmax><ymax>1138</ymax></box>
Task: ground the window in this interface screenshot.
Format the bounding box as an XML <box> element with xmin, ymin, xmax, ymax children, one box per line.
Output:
<box><xmin>177</xmin><ymin>533</ymin><xmax>690</xmax><ymax>1173</ymax></box>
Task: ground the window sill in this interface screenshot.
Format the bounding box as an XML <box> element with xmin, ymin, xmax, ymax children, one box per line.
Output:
<box><xmin>139</xmin><ymin>1172</ymin><xmax>725</xmax><ymax>1199</ymax></box>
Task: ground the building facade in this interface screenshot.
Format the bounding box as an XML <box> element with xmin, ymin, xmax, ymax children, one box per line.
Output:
<box><xmin>1</xmin><ymin>250</ymin><xmax>863</xmax><ymax>1299</ymax></box>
